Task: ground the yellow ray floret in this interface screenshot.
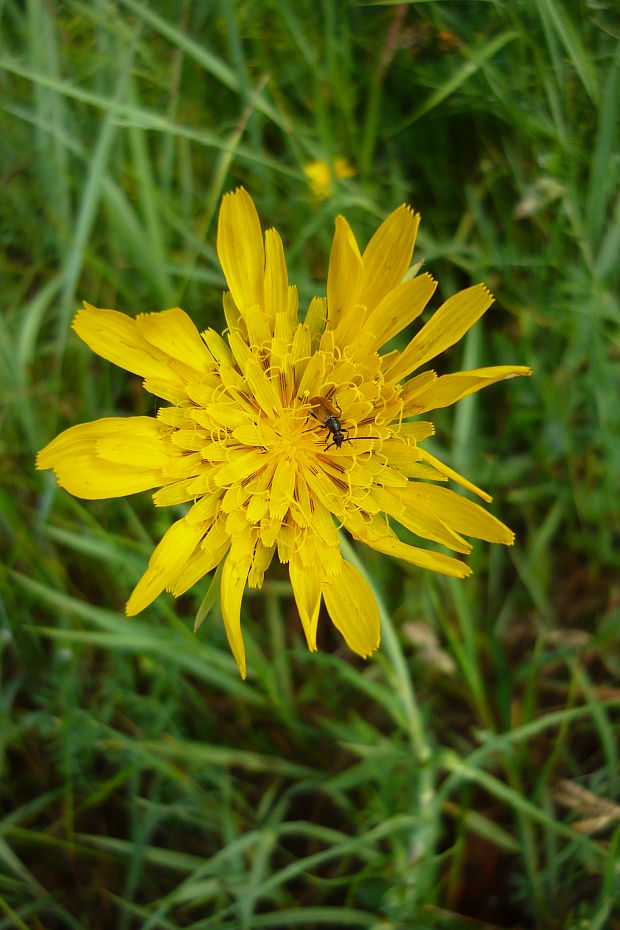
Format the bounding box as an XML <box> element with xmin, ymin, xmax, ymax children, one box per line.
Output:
<box><xmin>37</xmin><ymin>187</ymin><xmax>531</xmax><ymax>678</ymax></box>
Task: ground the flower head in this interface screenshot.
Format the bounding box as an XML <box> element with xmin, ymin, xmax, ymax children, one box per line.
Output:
<box><xmin>37</xmin><ymin>189</ymin><xmax>530</xmax><ymax>677</ymax></box>
<box><xmin>303</xmin><ymin>157</ymin><xmax>355</xmax><ymax>199</ymax></box>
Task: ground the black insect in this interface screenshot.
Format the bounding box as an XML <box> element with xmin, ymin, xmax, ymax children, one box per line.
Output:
<box><xmin>309</xmin><ymin>395</ymin><xmax>376</xmax><ymax>451</ymax></box>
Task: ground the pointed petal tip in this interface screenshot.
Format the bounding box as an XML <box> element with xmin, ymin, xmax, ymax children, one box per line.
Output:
<box><xmin>224</xmin><ymin>185</ymin><xmax>248</xmax><ymax>198</ymax></box>
<box><xmin>333</xmin><ymin>213</ymin><xmax>352</xmax><ymax>231</ymax></box>
<box><xmin>466</xmin><ymin>282</ymin><xmax>495</xmax><ymax>308</ymax></box>
<box><xmin>72</xmin><ymin>300</ymin><xmax>97</xmax><ymax>328</ymax></box>
<box><xmin>356</xmin><ymin>634</ymin><xmax>381</xmax><ymax>660</ymax></box>
<box><xmin>408</xmin><ymin>204</ymin><xmax>421</xmax><ymax>227</ymax></box>
<box><xmin>222</xmin><ymin>187</ymin><xmax>255</xmax><ymax>214</ymax></box>
<box><xmin>394</xmin><ymin>202</ymin><xmax>420</xmax><ymax>220</ymax></box>
<box><xmin>219</xmin><ymin>186</ymin><xmax>255</xmax><ymax>217</ymax></box>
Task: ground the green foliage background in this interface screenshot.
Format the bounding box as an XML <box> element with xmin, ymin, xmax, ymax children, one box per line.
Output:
<box><xmin>1</xmin><ymin>1</ymin><xmax>619</xmax><ymax>927</ymax></box>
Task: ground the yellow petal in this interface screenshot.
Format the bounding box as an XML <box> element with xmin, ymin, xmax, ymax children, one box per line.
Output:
<box><xmin>185</xmin><ymin>492</ymin><xmax>223</xmax><ymax>525</ymax></box>
<box><xmin>142</xmin><ymin>378</ymin><xmax>190</xmax><ymax>404</ymax></box>
<box><xmin>404</xmin><ymin>463</ymin><xmax>448</xmax><ymax>481</ymax></box>
<box><xmin>155</xmin><ymin>519</ymin><xmax>208</xmax><ymax>584</ymax></box>
<box><xmin>296</xmin><ymin>528</ymin><xmax>317</xmax><ymax>567</ymax></box>
<box><xmin>125</xmin><ymin>517</ymin><xmax>206</xmax><ymax>615</ymax></box>
<box><xmin>373</xmin><ymin>437</ymin><xmax>422</xmax><ymax>471</ymax></box>
<box><xmin>95</xmin><ymin>421</ymin><xmax>170</xmax><ymax>468</ymax></box>
<box><xmin>276</xmin><ymin>519</ymin><xmax>295</xmax><ymax>563</ymax></box>
<box><xmin>135</xmin><ymin>308</ymin><xmax>213</xmax><ymax>373</ymax></box>
<box><xmin>304</xmin><ymin>297</ymin><xmax>327</xmax><ymax>348</ymax></box>
<box><xmin>417</xmin><ymin>447</ymin><xmax>492</xmax><ymax>503</ymax></box>
<box><xmin>361</xmin><ymin>273</ymin><xmax>437</xmax><ymax>351</ymax></box>
<box><xmin>385</xmin><ymin>284</ymin><xmax>494</xmax><ymax>382</ymax></box>
<box><xmin>290</xmin><ymin>472</ymin><xmax>312</xmax><ymax>526</ymax></box>
<box><xmin>223</xmin><ymin>509</ymin><xmax>248</xmax><ymax>545</ymax></box>
<box><xmin>326</xmin><ymin>215</ymin><xmax>363</xmax><ymax>327</ymax></box>
<box><xmin>226</xmin><ymin>327</ymin><xmax>251</xmax><ymax>372</ymax></box>
<box><xmin>207</xmin><ymin>401</ymin><xmax>252</xmax><ymax>431</ymax></box>
<box><xmin>162</xmin><ymin>451</ymin><xmax>202</xmax><ymax>481</ymax></box>
<box><xmin>396</xmin><ymin>421</ymin><xmax>435</xmax><ymax>441</ymax></box>
<box><xmin>220</xmin><ymin>549</ymin><xmax>252</xmax><ymax>678</ymax></box>
<box><xmin>244</xmin><ymin>357</ymin><xmax>282</xmax><ymax>417</ymax></box>
<box><xmin>296</xmin><ymin>350</ymin><xmax>326</xmax><ymax>401</ymax></box>
<box><xmin>212</xmin><ymin>449</ymin><xmax>266</xmax><ymax>488</ymax></box>
<box><xmin>322</xmin><ymin>560</ymin><xmax>380</xmax><ymax>657</ymax></box>
<box><xmin>222</xmin><ymin>290</ymin><xmax>242</xmax><ymax>331</ymax></box>
<box><xmin>344</xmin><ymin>511</ymin><xmax>472</xmax><ymax>579</ymax></box>
<box><xmin>287</xmin><ymin>285</ymin><xmax>300</xmax><ymax>331</ymax></box>
<box><xmin>359</xmin><ymin>204</ymin><xmax>420</xmax><ymax>312</ymax></box>
<box><xmin>291</xmin><ymin>323</ymin><xmax>311</xmax><ymax>383</ymax></box>
<box><xmin>269</xmin><ymin>334</ymin><xmax>295</xmax><ymax>404</ymax></box>
<box><xmin>264</xmin><ymin>228</ymin><xmax>289</xmax><ymax>321</ymax></box>
<box><xmin>317</xmin><ymin>540</ymin><xmax>342</xmax><ymax>578</ymax></box>
<box><xmin>367</xmin><ymin>534</ymin><xmax>472</xmax><ymax>578</ymax></box>
<box><xmin>399</xmin><ymin>371</ymin><xmax>438</xmax><ymax>417</ymax></box>
<box><xmin>248</xmin><ymin>542</ymin><xmax>275</xmax><ymax>588</ymax></box>
<box><xmin>171</xmin><ymin>532</ymin><xmax>231</xmax><ymax>597</ymax></box>
<box><xmin>289</xmin><ymin>556</ymin><xmax>322</xmax><ymax>651</ymax></box>
<box><xmin>199</xmin><ymin>514</ymin><xmax>232</xmax><ymax>555</ymax></box>
<box><xmin>403</xmin><ymin>484</ymin><xmax>515</xmax><ymax>544</ymax></box>
<box><xmin>270</xmin><ymin>457</ymin><xmax>296</xmax><ymax>519</ymax></box>
<box><xmin>247</xmin><ymin>461</ymin><xmax>277</xmax><ymax>522</ymax></box>
<box><xmin>409</xmin><ymin>365</ymin><xmax>533</xmax><ymax>413</ymax></box>
<box><xmin>332</xmin><ymin>302</ymin><xmax>369</xmax><ymax>349</ymax></box>
<box><xmin>152</xmin><ymin>478</ymin><xmax>197</xmax><ymax>506</ymax></box>
<box><xmin>347</xmin><ymin>456</ymin><xmax>407</xmax><ymax>490</ymax></box>
<box><xmin>202</xmin><ymin>327</ymin><xmax>235</xmax><ymax>367</ymax></box>
<box><xmin>260</xmin><ymin>515</ymin><xmax>283</xmax><ymax>548</ymax></box>
<box><xmin>374</xmin><ymin>485</ymin><xmax>471</xmax><ymax>554</ymax></box>
<box><xmin>244</xmin><ymin>303</ymin><xmax>273</xmax><ymax>349</ymax></box>
<box><xmin>274</xmin><ymin>309</ymin><xmax>293</xmax><ymax>350</ymax></box>
<box><xmin>169</xmin><ymin>428</ymin><xmax>210</xmax><ymax>452</ymax></box>
<box><xmin>72</xmin><ymin>303</ymin><xmax>174</xmax><ymax>380</ymax></box>
<box><xmin>216</xmin><ymin>188</ymin><xmax>265</xmax><ymax>313</ymax></box>
<box><xmin>233</xmin><ymin>421</ymin><xmax>278</xmax><ymax>447</ymax></box>
<box><xmin>304</xmin><ymin>469</ymin><xmax>346</xmax><ymax>517</ymax></box>
<box><xmin>36</xmin><ymin>417</ymin><xmax>164</xmax><ymax>499</ymax></box>
<box><xmin>157</xmin><ymin>406</ymin><xmax>195</xmax><ymax>429</ymax></box>
<box><xmin>219</xmin><ymin>363</ymin><xmax>246</xmax><ymax>396</ymax></box>
<box><xmin>221</xmin><ymin>483</ymin><xmax>248</xmax><ymax>513</ymax></box>
<box><xmin>184</xmin><ymin>377</ymin><xmax>223</xmax><ymax>407</ymax></box>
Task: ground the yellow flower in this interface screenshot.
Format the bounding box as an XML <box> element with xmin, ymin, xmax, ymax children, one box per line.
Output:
<box><xmin>37</xmin><ymin>189</ymin><xmax>531</xmax><ymax>678</ymax></box>
<box><xmin>303</xmin><ymin>157</ymin><xmax>355</xmax><ymax>199</ymax></box>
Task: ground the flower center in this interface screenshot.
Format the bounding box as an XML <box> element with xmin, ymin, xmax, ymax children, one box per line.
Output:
<box><xmin>270</xmin><ymin>404</ymin><xmax>309</xmax><ymax>456</ymax></box>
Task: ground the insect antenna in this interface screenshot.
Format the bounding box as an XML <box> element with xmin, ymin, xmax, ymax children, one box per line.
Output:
<box><xmin>323</xmin><ymin>434</ymin><xmax>378</xmax><ymax>452</ymax></box>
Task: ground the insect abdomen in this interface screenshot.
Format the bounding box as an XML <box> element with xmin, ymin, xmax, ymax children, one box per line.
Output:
<box><xmin>325</xmin><ymin>415</ymin><xmax>344</xmax><ymax>446</ymax></box>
